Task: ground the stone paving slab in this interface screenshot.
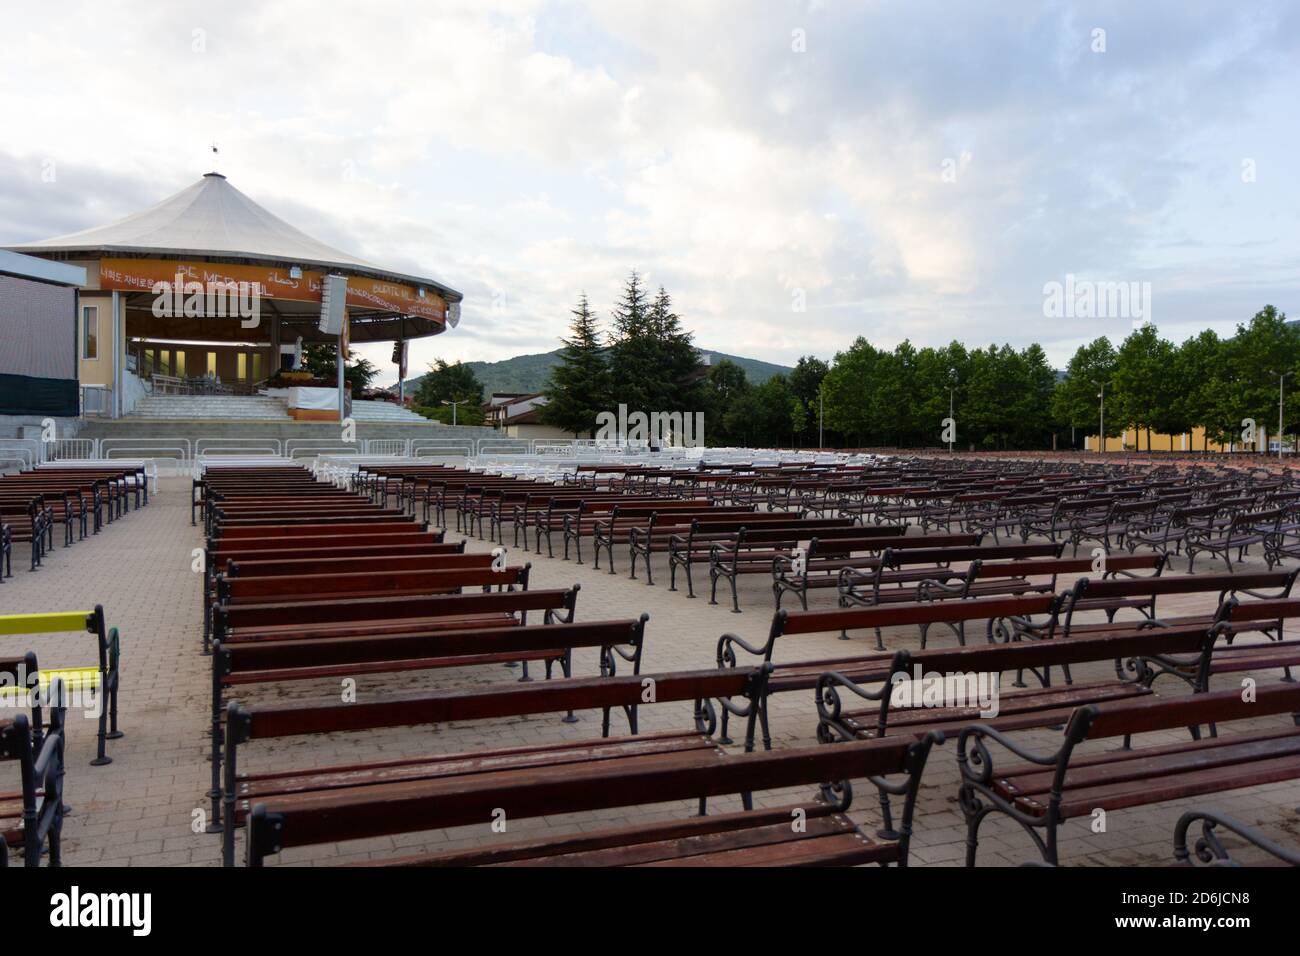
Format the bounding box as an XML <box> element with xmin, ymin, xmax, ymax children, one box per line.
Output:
<box><xmin>0</xmin><ymin>475</ymin><xmax>1295</xmax><ymax>866</ymax></box>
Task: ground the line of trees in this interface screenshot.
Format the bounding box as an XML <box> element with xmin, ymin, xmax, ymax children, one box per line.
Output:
<box><xmin>1050</xmin><ymin>306</ymin><xmax>1298</xmax><ymax>450</ymax></box>
<box><xmin>540</xmin><ymin>272</ymin><xmax>703</xmax><ymax>437</ymax></box>
<box><xmin>510</xmin><ymin>287</ymin><xmax>1299</xmax><ymax>452</ymax></box>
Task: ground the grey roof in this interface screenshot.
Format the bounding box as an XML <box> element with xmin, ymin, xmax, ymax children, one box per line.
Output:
<box><xmin>0</xmin><ymin>248</ymin><xmax>85</xmax><ymax>286</ymax></box>
<box><xmin>6</xmin><ymin>172</ymin><xmax>460</xmax><ymax>302</ymax></box>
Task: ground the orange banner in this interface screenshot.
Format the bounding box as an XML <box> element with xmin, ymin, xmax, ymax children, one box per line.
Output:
<box><xmin>98</xmin><ymin>258</ymin><xmax>447</xmax><ymax>322</ymax></box>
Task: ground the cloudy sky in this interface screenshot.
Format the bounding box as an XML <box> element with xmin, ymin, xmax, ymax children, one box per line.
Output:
<box><xmin>1</xmin><ymin>1</ymin><xmax>1297</xmax><ymax>383</ymax></box>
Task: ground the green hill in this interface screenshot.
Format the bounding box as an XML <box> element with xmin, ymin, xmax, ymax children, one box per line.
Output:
<box><xmin>402</xmin><ymin>348</ymin><xmax>793</xmax><ymax>397</ymax></box>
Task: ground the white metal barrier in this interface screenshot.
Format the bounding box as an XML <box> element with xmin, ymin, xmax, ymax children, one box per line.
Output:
<box><xmin>412</xmin><ymin>438</ymin><xmax>475</xmax><ymax>459</ymax></box>
<box><xmin>285</xmin><ymin>438</ymin><xmax>361</xmax><ymax>460</ymax></box>
<box><xmin>364</xmin><ymin>438</ymin><xmax>411</xmax><ymax>457</ymax></box>
<box><xmin>196</xmin><ymin>437</ymin><xmax>282</xmax><ymax>458</ymax></box>
<box><xmin>46</xmin><ymin>438</ymin><xmax>98</xmax><ymax>461</ymax></box>
<box><xmin>0</xmin><ymin>438</ymin><xmax>40</xmax><ymax>472</ymax></box>
<box><xmin>475</xmin><ymin>438</ymin><xmax>532</xmax><ymax>457</ymax></box>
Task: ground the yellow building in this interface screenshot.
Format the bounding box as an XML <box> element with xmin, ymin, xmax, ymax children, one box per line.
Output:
<box><xmin>1086</xmin><ymin>426</ymin><xmax>1244</xmax><ymax>453</ymax></box>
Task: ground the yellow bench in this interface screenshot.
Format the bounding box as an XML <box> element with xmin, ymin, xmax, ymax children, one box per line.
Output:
<box><xmin>0</xmin><ymin>606</ymin><xmax>120</xmax><ymax>765</ymax></box>
<box><xmin>0</xmin><ymin>666</ymin><xmax>101</xmax><ymax>703</ymax></box>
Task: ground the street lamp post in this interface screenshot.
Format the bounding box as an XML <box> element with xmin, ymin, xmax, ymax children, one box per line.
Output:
<box><xmin>948</xmin><ymin>368</ymin><xmax>958</xmax><ymax>454</ymax></box>
<box><xmin>1095</xmin><ymin>381</ymin><xmax>1107</xmax><ymax>455</ymax></box>
<box><xmin>441</xmin><ymin>398</ymin><xmax>466</xmax><ymax>427</ymax></box>
<box><xmin>1279</xmin><ymin>372</ymin><xmax>1288</xmax><ymax>460</ymax></box>
<box><xmin>818</xmin><ymin>389</ymin><xmax>824</xmax><ymax>449</ymax></box>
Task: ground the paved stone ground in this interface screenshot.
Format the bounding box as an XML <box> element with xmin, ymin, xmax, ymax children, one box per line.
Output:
<box><xmin>1</xmin><ymin>475</ymin><xmax>1297</xmax><ymax>866</ymax></box>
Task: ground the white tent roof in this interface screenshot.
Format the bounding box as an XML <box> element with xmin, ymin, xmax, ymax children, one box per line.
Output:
<box><xmin>7</xmin><ymin>172</ymin><xmax>460</xmax><ymax>301</ymax></box>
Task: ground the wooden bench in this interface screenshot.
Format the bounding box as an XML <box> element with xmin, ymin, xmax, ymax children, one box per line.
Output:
<box><xmin>956</xmin><ymin>681</ymin><xmax>1300</xmax><ymax>865</ymax></box>
<box><xmin>716</xmin><ymin>595</ymin><xmax>1062</xmax><ymax>743</ymax></box>
<box><xmin>217</xmin><ymin>664</ymin><xmax>756</xmax><ymax>863</ymax></box>
<box><xmin>240</xmin><ymin>721</ymin><xmax>941</xmax><ymax>867</ymax></box>
<box><xmin>813</xmin><ymin>626</ymin><xmax>1215</xmax><ymax>836</ymax></box>
<box><xmin>587</xmin><ymin>502</ymin><xmax>753</xmax><ymax>572</ymax></box>
<box><xmin>769</xmin><ymin>531</ymin><xmax>977</xmax><ymax>611</ymax></box>
<box><xmin>0</xmin><ymin>655</ymin><xmax>66</xmax><ymax>867</ymax></box>
<box><xmin>1011</xmin><ymin>569</ymin><xmax>1299</xmax><ymax>686</ymax></box>
<box><xmin>207</xmin><ymin>561</ymin><xmax>530</xmax><ymax>651</ymax></box>
<box><xmin>0</xmin><ymin>498</ymin><xmax>42</xmax><ymax>571</ymax></box>
<box><xmin>208</xmin><ymin>614</ymin><xmax>651</xmax><ymax>839</ymax></box>
<box><xmin>212</xmin><ymin>585</ymin><xmax>581</xmax><ymax>648</ymax></box>
<box><xmin>1124</xmin><ymin>502</ymin><xmax>1215</xmax><ymax>559</ymax></box>
<box><xmin>964</xmin><ymin>493</ymin><xmax>1059</xmax><ymax>543</ymax></box>
<box><xmin>905</xmin><ymin>552</ymin><xmax>1166</xmax><ymax>646</ymax></box>
<box><xmin>0</xmin><ymin>607</ymin><xmax>121</xmax><ymax>765</ymax></box>
<box><xmin>625</xmin><ymin>511</ymin><xmax>839</xmax><ymax>584</ymax></box>
<box><xmin>838</xmin><ymin>542</ymin><xmax>1064</xmax><ymax>645</ymax></box>
<box><xmin>1186</xmin><ymin>506</ymin><xmax>1285</xmax><ymax>572</ymax></box>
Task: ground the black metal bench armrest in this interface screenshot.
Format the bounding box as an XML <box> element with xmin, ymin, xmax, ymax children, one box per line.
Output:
<box><xmin>917</xmin><ymin>576</ymin><xmax>965</xmax><ymax>601</ymax></box>
<box><xmin>956</xmin><ymin>722</ymin><xmax>1068</xmax><ymax>788</ymax></box>
<box><xmin>1174</xmin><ymin>810</ymin><xmax>1300</xmax><ymax>867</ymax></box>
<box><xmin>716</xmin><ymin>630</ymin><xmax>770</xmax><ymax>667</ymax></box>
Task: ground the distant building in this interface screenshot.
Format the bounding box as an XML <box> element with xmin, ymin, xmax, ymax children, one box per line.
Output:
<box><xmin>1087</xmin><ymin>427</ymin><xmax>1232</xmax><ymax>453</ymax></box>
<box><xmin>483</xmin><ymin>392</ymin><xmax>578</xmax><ymax>439</ymax></box>
<box><xmin>0</xmin><ymin>249</ymin><xmax>87</xmax><ymax>429</ymax></box>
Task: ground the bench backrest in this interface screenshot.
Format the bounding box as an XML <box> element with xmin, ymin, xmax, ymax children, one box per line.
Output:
<box><xmin>216</xmin><ymin>564</ymin><xmax>529</xmax><ymax>602</ymax></box>
<box><xmin>882</xmin><ymin>542</ymin><xmax>1062</xmax><ymax>568</ymax></box>
<box><xmin>776</xmin><ymin>593</ymin><xmax>1059</xmax><ymax>640</ymax></box>
<box><xmin>1077</xmin><ymin>682</ymin><xmax>1300</xmax><ymax>742</ymax></box>
<box><xmin>1068</xmin><ymin>568</ymin><xmax>1297</xmax><ymax>604</ymax></box>
<box><xmin>971</xmin><ymin>552</ymin><xmax>1165</xmax><ymax>580</ymax></box>
<box><xmin>226</xmin><ymin>551</ymin><xmax>486</xmax><ymax>578</ymax></box>
<box><xmin>215</xmin><ymin>586</ymin><xmax>577</xmax><ymax>632</ymax></box>
<box><xmin>233</xmin><ymin>663</ymin><xmax>756</xmax><ymax>739</ymax></box>
<box><xmin>242</xmin><ymin>731</ymin><xmax>932</xmax><ymax>865</ymax></box>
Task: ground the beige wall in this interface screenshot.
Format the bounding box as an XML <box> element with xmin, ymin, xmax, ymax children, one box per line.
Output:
<box><xmin>1087</xmin><ymin>425</ymin><xmax>1229</xmax><ymax>453</ymax></box>
<box><xmin>76</xmin><ymin>291</ymin><xmax>117</xmax><ymax>389</ymax></box>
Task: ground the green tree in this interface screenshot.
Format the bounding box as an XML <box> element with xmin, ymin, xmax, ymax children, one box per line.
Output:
<box><xmin>607</xmin><ymin>271</ymin><xmax>659</xmax><ymax>413</ymax></box>
<box><xmin>413</xmin><ymin>356</ymin><xmax>486</xmax><ymax>408</ymax></box>
<box><xmin>913</xmin><ymin>343</ymin><xmax>969</xmax><ymax>448</ymax></box>
<box><xmin>1111</xmin><ymin>324</ymin><xmax>1177</xmax><ymax>451</ymax></box>
<box><xmin>1219</xmin><ymin>306</ymin><xmax>1300</xmax><ymax>451</ymax></box>
<box><xmin>822</xmin><ymin>338</ymin><xmax>884</xmax><ymax>445</ymax></box>
<box><xmin>647</xmin><ymin>286</ymin><xmax>701</xmax><ymax>412</ymax></box>
<box><xmin>723</xmin><ymin>374</ymin><xmax>801</xmax><ymax>447</ymax></box>
<box><xmin>700</xmin><ymin>359</ymin><xmax>751</xmax><ymax>445</ymax></box>
<box><xmin>300</xmin><ymin>344</ymin><xmax>378</xmax><ymax>397</ymax></box>
<box><xmin>1171</xmin><ymin>330</ymin><xmax>1225</xmax><ymax>451</ymax></box>
<box><xmin>788</xmin><ymin>355</ymin><xmax>830</xmax><ymax>444</ymax></box>
<box><xmin>1051</xmin><ymin>337</ymin><xmax>1120</xmax><ymax>447</ymax></box>
<box><xmin>539</xmin><ymin>294</ymin><xmax>612</xmax><ymax>437</ymax></box>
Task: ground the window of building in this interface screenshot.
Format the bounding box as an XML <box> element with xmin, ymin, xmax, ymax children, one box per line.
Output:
<box><xmin>82</xmin><ymin>306</ymin><xmax>98</xmax><ymax>359</ymax></box>
<box><xmin>175</xmin><ymin>351</ymin><xmax>186</xmax><ymax>377</ymax></box>
<box><xmin>237</xmin><ymin>353</ymin><xmax>248</xmax><ymax>380</ymax></box>
<box><xmin>207</xmin><ymin>352</ymin><xmax>217</xmax><ymax>376</ymax></box>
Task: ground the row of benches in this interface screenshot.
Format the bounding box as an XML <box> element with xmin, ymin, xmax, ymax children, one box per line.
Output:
<box><xmin>0</xmin><ymin>465</ymin><xmax>146</xmax><ymax>574</ymax></box>
<box><xmin>227</xmin><ymin>589</ymin><xmax>1300</xmax><ymax>866</ymax></box>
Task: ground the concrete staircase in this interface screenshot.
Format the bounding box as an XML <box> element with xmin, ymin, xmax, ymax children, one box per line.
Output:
<box><xmin>128</xmin><ymin>394</ymin><xmax>292</xmax><ymax>421</ymax></box>
<box><xmin>349</xmin><ymin>400</ymin><xmax>430</xmax><ymax>424</ymax></box>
